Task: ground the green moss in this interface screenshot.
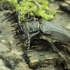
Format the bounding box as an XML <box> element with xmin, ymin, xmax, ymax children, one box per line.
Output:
<box><xmin>2</xmin><ymin>0</ymin><xmax>56</xmax><ymax>20</ymax></box>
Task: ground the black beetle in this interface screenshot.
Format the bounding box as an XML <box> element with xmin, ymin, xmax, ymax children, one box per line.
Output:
<box><xmin>1</xmin><ymin>12</ymin><xmax>70</xmax><ymax>61</ymax></box>
<box><xmin>20</xmin><ymin>18</ymin><xmax>70</xmax><ymax>61</ymax></box>
<box><xmin>39</xmin><ymin>19</ymin><xmax>70</xmax><ymax>43</ymax></box>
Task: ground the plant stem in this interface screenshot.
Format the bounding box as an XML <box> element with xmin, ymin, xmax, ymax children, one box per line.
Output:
<box><xmin>32</xmin><ymin>0</ymin><xmax>40</xmax><ymax>8</ymax></box>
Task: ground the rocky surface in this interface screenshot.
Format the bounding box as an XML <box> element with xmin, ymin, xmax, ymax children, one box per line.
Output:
<box><xmin>0</xmin><ymin>10</ymin><xmax>32</xmax><ymax>70</ymax></box>
<box><xmin>60</xmin><ymin>0</ymin><xmax>70</xmax><ymax>12</ymax></box>
<box><xmin>27</xmin><ymin>50</ymin><xmax>58</xmax><ymax>67</ymax></box>
<box><xmin>0</xmin><ymin>59</ymin><xmax>11</xmax><ymax>70</ymax></box>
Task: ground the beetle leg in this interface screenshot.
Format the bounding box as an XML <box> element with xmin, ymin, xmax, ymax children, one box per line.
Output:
<box><xmin>24</xmin><ymin>25</ymin><xmax>31</xmax><ymax>49</ymax></box>
<box><xmin>17</xmin><ymin>11</ymin><xmax>24</xmax><ymax>32</ymax></box>
<box><xmin>27</xmin><ymin>31</ymin><xmax>40</xmax><ymax>49</ymax></box>
<box><xmin>48</xmin><ymin>40</ymin><xmax>67</xmax><ymax>61</ymax></box>
<box><xmin>24</xmin><ymin>29</ymin><xmax>30</xmax><ymax>50</ymax></box>
<box><xmin>27</xmin><ymin>33</ymin><xmax>31</xmax><ymax>50</ymax></box>
<box><xmin>30</xmin><ymin>31</ymin><xmax>40</xmax><ymax>38</ymax></box>
<box><xmin>19</xmin><ymin>20</ymin><xmax>31</xmax><ymax>49</ymax></box>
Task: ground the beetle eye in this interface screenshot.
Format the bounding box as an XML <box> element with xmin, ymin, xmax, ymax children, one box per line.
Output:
<box><xmin>32</xmin><ymin>29</ymin><xmax>36</xmax><ymax>32</ymax></box>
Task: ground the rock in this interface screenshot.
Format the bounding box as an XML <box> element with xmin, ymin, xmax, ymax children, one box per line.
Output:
<box><xmin>38</xmin><ymin>64</ymin><xmax>55</xmax><ymax>70</ymax></box>
<box><xmin>50</xmin><ymin>3</ymin><xmax>59</xmax><ymax>10</ymax></box>
<box><xmin>39</xmin><ymin>52</ymin><xmax>58</xmax><ymax>67</ymax></box>
<box><xmin>0</xmin><ymin>59</ymin><xmax>11</xmax><ymax>70</ymax></box>
<box><xmin>60</xmin><ymin>2</ymin><xmax>70</xmax><ymax>11</ymax></box>
<box><xmin>27</xmin><ymin>50</ymin><xmax>58</xmax><ymax>67</ymax></box>
<box><xmin>65</xmin><ymin>23</ymin><xmax>70</xmax><ymax>30</ymax></box>
<box><xmin>67</xmin><ymin>63</ymin><xmax>70</xmax><ymax>70</ymax></box>
<box><xmin>29</xmin><ymin>58</ymin><xmax>39</xmax><ymax>67</ymax></box>
<box><xmin>55</xmin><ymin>0</ymin><xmax>64</xmax><ymax>1</ymax></box>
<box><xmin>0</xmin><ymin>30</ymin><xmax>1</xmax><ymax>33</ymax></box>
<box><xmin>65</xmin><ymin>0</ymin><xmax>70</xmax><ymax>4</ymax></box>
<box><xmin>60</xmin><ymin>3</ymin><xmax>68</xmax><ymax>8</ymax></box>
<box><xmin>66</xmin><ymin>57</ymin><xmax>70</xmax><ymax>70</ymax></box>
<box><xmin>51</xmin><ymin>12</ymin><xmax>70</xmax><ymax>28</ymax></box>
<box><xmin>10</xmin><ymin>50</ymin><xmax>23</xmax><ymax>56</ymax></box>
<box><xmin>4</xmin><ymin>50</ymin><xmax>23</xmax><ymax>59</ymax></box>
<box><xmin>0</xmin><ymin>43</ymin><xmax>9</xmax><ymax>52</ymax></box>
<box><xmin>0</xmin><ymin>35</ymin><xmax>3</xmax><ymax>38</ymax></box>
<box><xmin>27</xmin><ymin>50</ymin><xmax>40</xmax><ymax>67</ymax></box>
<box><xmin>14</xmin><ymin>60</ymin><xmax>32</xmax><ymax>70</ymax></box>
<box><xmin>1</xmin><ymin>39</ymin><xmax>6</xmax><ymax>43</ymax></box>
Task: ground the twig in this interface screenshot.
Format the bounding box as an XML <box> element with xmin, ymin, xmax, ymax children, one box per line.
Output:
<box><xmin>32</xmin><ymin>0</ymin><xmax>40</xmax><ymax>8</ymax></box>
<box><xmin>48</xmin><ymin>40</ymin><xmax>67</xmax><ymax>62</ymax></box>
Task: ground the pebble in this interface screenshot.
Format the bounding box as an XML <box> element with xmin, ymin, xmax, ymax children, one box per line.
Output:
<box><xmin>2</xmin><ymin>39</ymin><xmax>6</xmax><ymax>43</ymax></box>
<box><xmin>61</xmin><ymin>3</ymin><xmax>68</xmax><ymax>8</ymax></box>
<box><xmin>0</xmin><ymin>43</ymin><xmax>9</xmax><ymax>52</ymax></box>
<box><xmin>27</xmin><ymin>50</ymin><xmax>58</xmax><ymax>67</ymax></box>
<box><xmin>50</xmin><ymin>3</ymin><xmax>59</xmax><ymax>10</ymax></box>
<box><xmin>65</xmin><ymin>0</ymin><xmax>70</xmax><ymax>4</ymax></box>
<box><xmin>0</xmin><ymin>59</ymin><xmax>11</xmax><ymax>70</ymax></box>
<box><xmin>60</xmin><ymin>2</ymin><xmax>70</xmax><ymax>11</ymax></box>
<box><xmin>38</xmin><ymin>64</ymin><xmax>55</xmax><ymax>70</ymax></box>
<box><xmin>0</xmin><ymin>35</ymin><xmax>3</xmax><ymax>38</ymax></box>
<box><xmin>14</xmin><ymin>60</ymin><xmax>32</xmax><ymax>70</ymax></box>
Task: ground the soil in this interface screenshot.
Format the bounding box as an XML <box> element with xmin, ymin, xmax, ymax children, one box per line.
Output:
<box><xmin>0</xmin><ymin>0</ymin><xmax>70</xmax><ymax>70</ymax></box>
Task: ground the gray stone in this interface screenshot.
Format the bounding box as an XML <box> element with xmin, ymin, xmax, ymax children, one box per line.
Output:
<box><xmin>50</xmin><ymin>3</ymin><xmax>59</xmax><ymax>10</ymax></box>
<box><xmin>14</xmin><ymin>60</ymin><xmax>32</xmax><ymax>70</ymax></box>
<box><xmin>67</xmin><ymin>63</ymin><xmax>70</xmax><ymax>70</ymax></box>
<box><xmin>65</xmin><ymin>0</ymin><xmax>70</xmax><ymax>4</ymax></box>
<box><xmin>60</xmin><ymin>2</ymin><xmax>70</xmax><ymax>11</ymax></box>
<box><xmin>0</xmin><ymin>43</ymin><xmax>9</xmax><ymax>52</ymax></box>
<box><xmin>27</xmin><ymin>50</ymin><xmax>58</xmax><ymax>67</ymax></box>
<box><xmin>61</xmin><ymin>3</ymin><xmax>69</xmax><ymax>8</ymax></box>
<box><xmin>27</xmin><ymin>50</ymin><xmax>40</xmax><ymax>67</ymax></box>
<box><xmin>38</xmin><ymin>64</ymin><xmax>55</xmax><ymax>70</ymax></box>
<box><xmin>0</xmin><ymin>59</ymin><xmax>11</xmax><ymax>70</ymax></box>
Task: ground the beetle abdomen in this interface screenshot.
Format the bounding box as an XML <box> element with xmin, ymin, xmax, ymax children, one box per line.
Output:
<box><xmin>39</xmin><ymin>19</ymin><xmax>70</xmax><ymax>43</ymax></box>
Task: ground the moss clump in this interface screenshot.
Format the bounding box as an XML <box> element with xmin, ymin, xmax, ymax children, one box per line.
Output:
<box><xmin>2</xmin><ymin>0</ymin><xmax>56</xmax><ymax>20</ymax></box>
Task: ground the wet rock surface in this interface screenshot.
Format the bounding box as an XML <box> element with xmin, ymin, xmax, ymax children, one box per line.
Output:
<box><xmin>27</xmin><ymin>50</ymin><xmax>58</xmax><ymax>67</ymax></box>
<box><xmin>0</xmin><ymin>0</ymin><xmax>70</xmax><ymax>70</ymax></box>
<box><xmin>0</xmin><ymin>59</ymin><xmax>11</xmax><ymax>70</ymax></box>
<box><xmin>0</xmin><ymin>10</ymin><xmax>31</xmax><ymax>70</ymax></box>
<box><xmin>60</xmin><ymin>0</ymin><xmax>70</xmax><ymax>12</ymax></box>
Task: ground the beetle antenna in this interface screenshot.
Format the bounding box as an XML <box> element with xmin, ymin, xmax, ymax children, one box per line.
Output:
<box><xmin>48</xmin><ymin>40</ymin><xmax>67</xmax><ymax>62</ymax></box>
<box><xmin>1</xmin><ymin>12</ymin><xmax>16</xmax><ymax>23</ymax></box>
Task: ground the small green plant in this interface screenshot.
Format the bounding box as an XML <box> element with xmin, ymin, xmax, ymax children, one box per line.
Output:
<box><xmin>2</xmin><ymin>0</ymin><xmax>56</xmax><ymax>20</ymax></box>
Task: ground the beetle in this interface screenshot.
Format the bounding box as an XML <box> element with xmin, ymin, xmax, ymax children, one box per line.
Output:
<box><xmin>38</xmin><ymin>19</ymin><xmax>70</xmax><ymax>61</ymax></box>
<box><xmin>39</xmin><ymin>19</ymin><xmax>70</xmax><ymax>43</ymax></box>
<box><xmin>21</xmin><ymin>19</ymin><xmax>70</xmax><ymax>48</ymax></box>
<box><xmin>20</xmin><ymin>18</ymin><xmax>70</xmax><ymax>61</ymax></box>
<box><xmin>1</xmin><ymin>12</ymin><xmax>70</xmax><ymax>61</ymax></box>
